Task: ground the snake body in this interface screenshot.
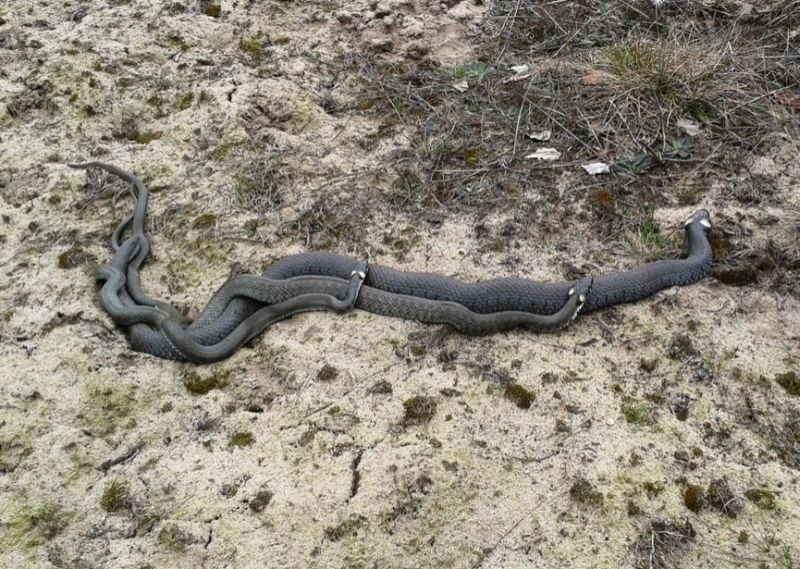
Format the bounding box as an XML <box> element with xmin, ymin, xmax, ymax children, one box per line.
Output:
<box><xmin>71</xmin><ymin>162</ymin><xmax>713</xmax><ymax>363</ymax></box>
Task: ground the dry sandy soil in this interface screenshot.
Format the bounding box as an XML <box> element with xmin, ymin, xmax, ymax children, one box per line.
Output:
<box><xmin>1</xmin><ymin>0</ymin><xmax>799</xmax><ymax>568</ymax></box>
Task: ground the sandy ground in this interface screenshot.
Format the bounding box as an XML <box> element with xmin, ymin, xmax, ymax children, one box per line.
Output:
<box><xmin>1</xmin><ymin>1</ymin><xmax>799</xmax><ymax>568</ymax></box>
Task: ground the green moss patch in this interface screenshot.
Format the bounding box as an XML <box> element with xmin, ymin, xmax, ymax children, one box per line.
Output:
<box><xmin>239</xmin><ymin>38</ymin><xmax>264</xmax><ymax>61</ymax></box>
<box><xmin>683</xmin><ymin>479</ymin><xmax>742</xmax><ymax>518</ymax></box>
<box><xmin>324</xmin><ymin>515</ymin><xmax>367</xmax><ymax>542</ymax></box>
<box><xmin>78</xmin><ymin>377</ymin><xmax>136</xmax><ymax>436</ymax></box>
<box><xmin>0</xmin><ymin>502</ymin><xmax>71</xmax><ymax>555</ymax></box>
<box><xmin>174</xmin><ymin>92</ymin><xmax>194</xmax><ymax>111</ymax></box>
<box><xmin>100</xmin><ymin>480</ymin><xmax>133</xmax><ymax>513</ymax></box>
<box><xmin>569</xmin><ymin>477</ymin><xmax>604</xmax><ymax>507</ymax></box>
<box><xmin>192</xmin><ymin>213</ymin><xmax>218</xmax><ymax>230</ymax></box>
<box><xmin>504</xmin><ymin>383</ymin><xmax>536</xmax><ymax>410</ymax></box>
<box><xmin>158</xmin><ymin>523</ymin><xmax>193</xmax><ymax>552</ymax></box>
<box><xmin>228</xmin><ymin>431</ymin><xmax>255</xmax><ymax>447</ymax></box>
<box><xmin>183</xmin><ymin>370</ymin><xmax>229</xmax><ymax>395</ymax></box>
<box><xmin>776</xmin><ymin>371</ymin><xmax>799</xmax><ymax>396</ymax></box>
<box><xmin>135</xmin><ymin>131</ymin><xmax>163</xmax><ymax>145</ymax></box>
<box><xmin>744</xmin><ymin>488</ymin><xmax>776</xmax><ymax>511</ymax></box>
<box><xmin>621</xmin><ymin>396</ymin><xmax>654</xmax><ymax>426</ymax></box>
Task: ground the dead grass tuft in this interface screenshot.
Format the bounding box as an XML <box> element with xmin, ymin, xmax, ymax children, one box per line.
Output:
<box><xmin>226</xmin><ymin>144</ymin><xmax>286</xmax><ymax>214</ymax></box>
<box><xmin>277</xmin><ymin>185</ymin><xmax>374</xmax><ymax>253</ymax></box>
<box><xmin>598</xmin><ymin>37</ymin><xmax>722</xmax><ymax>123</ymax></box>
<box><xmin>352</xmin><ymin>0</ymin><xmax>798</xmax><ymax>236</ymax></box>
<box><xmin>631</xmin><ymin>518</ymin><xmax>696</xmax><ymax>569</ymax></box>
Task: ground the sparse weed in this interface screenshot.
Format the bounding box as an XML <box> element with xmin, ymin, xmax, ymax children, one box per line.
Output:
<box><xmin>450</xmin><ymin>62</ymin><xmax>491</xmax><ymax>79</ymax></box>
<box><xmin>229</xmin><ymin>146</ymin><xmax>284</xmax><ymax>214</ymax></box>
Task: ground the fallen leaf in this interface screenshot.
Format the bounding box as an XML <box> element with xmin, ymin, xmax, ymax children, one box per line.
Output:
<box><xmin>452</xmin><ymin>78</ymin><xmax>469</xmax><ymax>93</ymax></box>
<box><xmin>510</xmin><ymin>64</ymin><xmax>529</xmax><ymax>75</ymax></box>
<box><xmin>582</xmin><ymin>162</ymin><xmax>610</xmax><ymax>175</ymax></box>
<box><xmin>775</xmin><ymin>89</ymin><xmax>800</xmax><ymax>109</ymax></box>
<box><xmin>527</xmin><ymin>129</ymin><xmax>551</xmax><ymax>142</ymax></box>
<box><xmin>525</xmin><ymin>148</ymin><xmax>561</xmax><ymax>161</ymax></box>
<box><xmin>581</xmin><ymin>70</ymin><xmax>613</xmax><ymax>86</ymax></box>
<box><xmin>677</xmin><ymin>118</ymin><xmax>701</xmax><ymax>137</ymax></box>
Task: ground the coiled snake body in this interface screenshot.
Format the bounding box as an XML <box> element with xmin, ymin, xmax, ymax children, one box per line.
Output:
<box><xmin>72</xmin><ymin>162</ymin><xmax>713</xmax><ymax>363</ymax></box>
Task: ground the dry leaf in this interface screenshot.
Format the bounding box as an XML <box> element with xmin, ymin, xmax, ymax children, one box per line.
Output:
<box><xmin>775</xmin><ymin>89</ymin><xmax>800</xmax><ymax>109</ymax></box>
<box><xmin>582</xmin><ymin>162</ymin><xmax>610</xmax><ymax>175</ymax></box>
<box><xmin>677</xmin><ymin>118</ymin><xmax>701</xmax><ymax>137</ymax></box>
<box><xmin>452</xmin><ymin>78</ymin><xmax>469</xmax><ymax>93</ymax></box>
<box><xmin>581</xmin><ymin>70</ymin><xmax>613</xmax><ymax>86</ymax></box>
<box><xmin>527</xmin><ymin>129</ymin><xmax>552</xmax><ymax>142</ymax></box>
<box><xmin>525</xmin><ymin>148</ymin><xmax>561</xmax><ymax>161</ymax></box>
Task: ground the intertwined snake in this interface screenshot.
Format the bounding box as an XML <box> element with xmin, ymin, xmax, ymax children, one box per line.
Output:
<box><xmin>71</xmin><ymin>161</ymin><xmax>713</xmax><ymax>363</ymax></box>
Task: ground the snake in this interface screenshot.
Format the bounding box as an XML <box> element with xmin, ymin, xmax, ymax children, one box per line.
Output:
<box><xmin>70</xmin><ymin>162</ymin><xmax>713</xmax><ymax>364</ymax></box>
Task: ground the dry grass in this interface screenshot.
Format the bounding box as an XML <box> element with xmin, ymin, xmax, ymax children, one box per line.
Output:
<box><xmin>630</xmin><ymin>519</ymin><xmax>696</xmax><ymax>569</ymax></box>
<box><xmin>227</xmin><ymin>145</ymin><xmax>285</xmax><ymax>214</ymax></box>
<box><xmin>351</xmin><ymin>0</ymin><xmax>798</xmax><ymax>240</ymax></box>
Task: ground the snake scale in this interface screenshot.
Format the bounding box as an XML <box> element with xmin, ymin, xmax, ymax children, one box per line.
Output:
<box><xmin>70</xmin><ymin>161</ymin><xmax>713</xmax><ymax>364</ymax></box>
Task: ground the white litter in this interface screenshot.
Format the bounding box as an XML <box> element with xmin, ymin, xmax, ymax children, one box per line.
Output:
<box><xmin>452</xmin><ymin>78</ymin><xmax>469</xmax><ymax>93</ymax></box>
<box><xmin>527</xmin><ymin>129</ymin><xmax>552</xmax><ymax>142</ymax></box>
<box><xmin>525</xmin><ymin>148</ymin><xmax>561</xmax><ymax>161</ymax></box>
<box><xmin>581</xmin><ymin>162</ymin><xmax>611</xmax><ymax>175</ymax></box>
<box><xmin>677</xmin><ymin>118</ymin><xmax>701</xmax><ymax>137</ymax></box>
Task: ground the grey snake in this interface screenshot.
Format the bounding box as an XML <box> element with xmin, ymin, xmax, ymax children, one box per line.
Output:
<box><xmin>70</xmin><ymin>162</ymin><xmax>713</xmax><ymax>364</ymax></box>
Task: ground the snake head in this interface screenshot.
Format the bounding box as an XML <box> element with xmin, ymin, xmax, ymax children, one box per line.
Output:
<box><xmin>684</xmin><ymin>209</ymin><xmax>712</xmax><ymax>232</ymax></box>
<box><xmin>567</xmin><ymin>276</ymin><xmax>593</xmax><ymax>319</ymax></box>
